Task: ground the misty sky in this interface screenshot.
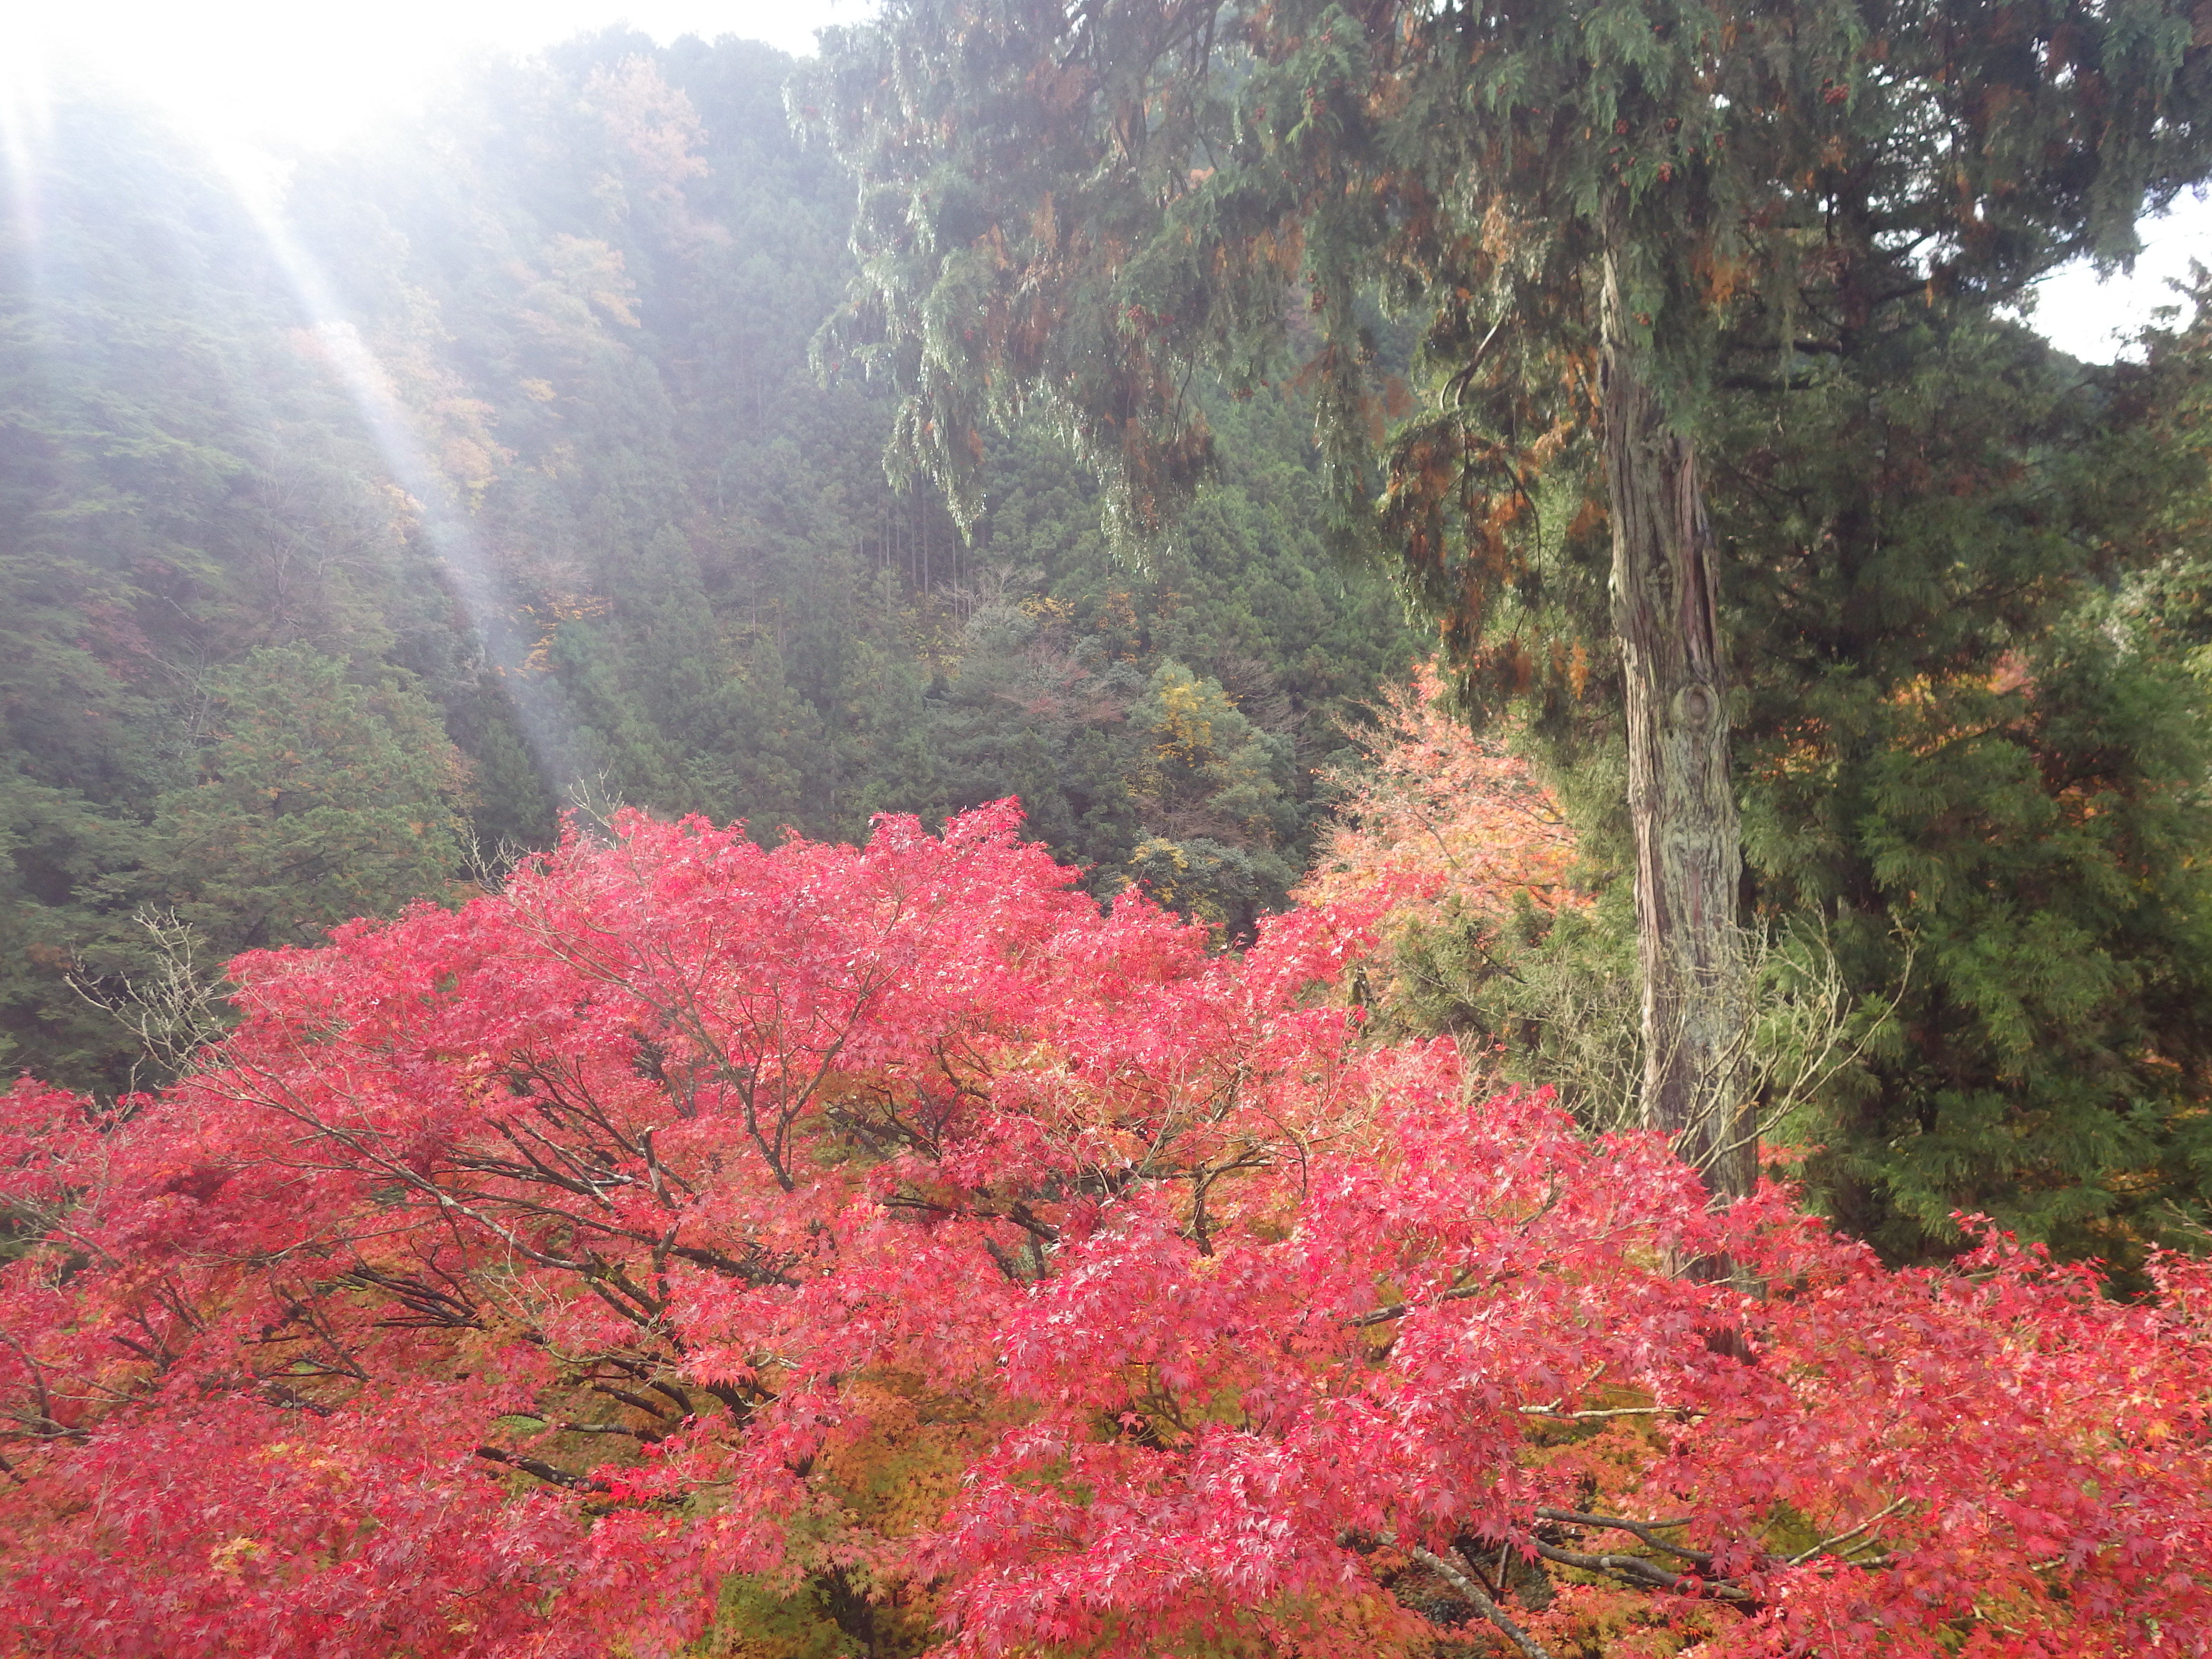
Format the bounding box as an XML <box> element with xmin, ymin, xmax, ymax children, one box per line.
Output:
<box><xmin>10</xmin><ymin>1</ymin><xmax>871</xmax><ymax>148</ymax></box>
<box><xmin>4</xmin><ymin>0</ymin><xmax>2207</xmax><ymax>362</ymax></box>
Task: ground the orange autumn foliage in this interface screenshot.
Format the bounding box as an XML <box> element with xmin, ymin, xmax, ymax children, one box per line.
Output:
<box><xmin>1298</xmin><ymin>662</ymin><xmax>1581</xmax><ymax>957</ymax></box>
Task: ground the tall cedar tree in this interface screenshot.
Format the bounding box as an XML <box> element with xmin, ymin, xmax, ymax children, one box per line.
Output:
<box><xmin>812</xmin><ymin>0</ymin><xmax>2212</xmax><ymax>1198</ymax></box>
<box><xmin>1715</xmin><ymin>310</ymin><xmax>2212</xmax><ymax>1266</ymax></box>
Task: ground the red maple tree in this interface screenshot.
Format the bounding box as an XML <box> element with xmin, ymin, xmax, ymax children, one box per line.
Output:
<box><xmin>0</xmin><ymin>803</ymin><xmax>2205</xmax><ymax>1657</ymax></box>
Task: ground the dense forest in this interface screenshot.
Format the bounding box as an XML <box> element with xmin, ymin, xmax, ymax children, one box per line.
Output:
<box><xmin>817</xmin><ymin>0</ymin><xmax>2212</xmax><ymax>1273</ymax></box>
<box><xmin>9</xmin><ymin>3</ymin><xmax>2212</xmax><ymax>1655</ymax></box>
<box><xmin>0</xmin><ymin>31</ymin><xmax>1416</xmax><ymax>1095</ymax></box>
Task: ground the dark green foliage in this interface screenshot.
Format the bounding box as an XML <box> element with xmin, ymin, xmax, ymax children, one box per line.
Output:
<box><xmin>1709</xmin><ymin>313</ymin><xmax>2212</xmax><ymax>1264</ymax></box>
<box><xmin>1408</xmin><ymin>307</ymin><xmax>2212</xmax><ymax>1271</ymax></box>
<box><xmin>126</xmin><ymin>648</ymin><xmax>471</xmax><ymax>957</ymax></box>
<box><xmin>278</xmin><ymin>27</ymin><xmax>1413</xmax><ymax>891</ymax></box>
<box><xmin>0</xmin><ymin>101</ymin><xmax>464</xmax><ymax>1091</ymax></box>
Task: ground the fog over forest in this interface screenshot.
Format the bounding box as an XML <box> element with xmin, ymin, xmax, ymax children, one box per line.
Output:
<box><xmin>0</xmin><ymin>31</ymin><xmax>1419</xmax><ymax>1096</ymax></box>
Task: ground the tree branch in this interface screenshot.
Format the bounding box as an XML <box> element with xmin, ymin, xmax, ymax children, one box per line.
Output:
<box><xmin>1401</xmin><ymin>1541</ymin><xmax>1556</xmax><ymax>1659</ymax></box>
<box><xmin>1527</xmin><ymin>1537</ymin><xmax>1755</xmax><ymax>1606</ymax></box>
<box><xmin>1533</xmin><ymin>1507</ymin><xmax>1710</xmax><ymax>1567</ymax></box>
<box><xmin>475</xmin><ymin>1445</ymin><xmax>610</xmax><ymax>1492</ymax></box>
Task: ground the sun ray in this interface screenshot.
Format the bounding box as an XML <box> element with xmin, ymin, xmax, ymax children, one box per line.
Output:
<box><xmin>0</xmin><ymin>30</ymin><xmax>54</xmax><ymax>280</ymax></box>
<box><xmin>207</xmin><ymin>143</ymin><xmax>584</xmax><ymax>811</ymax></box>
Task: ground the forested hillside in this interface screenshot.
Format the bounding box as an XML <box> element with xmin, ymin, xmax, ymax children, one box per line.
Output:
<box><xmin>12</xmin><ymin>7</ymin><xmax>2212</xmax><ymax>1655</ymax></box>
<box><xmin>0</xmin><ymin>32</ymin><xmax>1416</xmax><ymax>1093</ymax></box>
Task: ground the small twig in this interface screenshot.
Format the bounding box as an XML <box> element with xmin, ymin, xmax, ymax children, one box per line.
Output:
<box><xmin>1517</xmin><ymin>1362</ymin><xmax>1665</xmax><ymax>1419</ymax></box>
<box><xmin>1346</xmin><ymin>1279</ymin><xmax>1500</xmax><ymax>1328</ymax></box>
<box><xmin>1520</xmin><ymin>1405</ymin><xmax>1677</xmax><ymax>1419</ymax></box>
<box><xmin>1786</xmin><ymin>1495</ymin><xmax>1911</xmax><ymax>1565</ymax></box>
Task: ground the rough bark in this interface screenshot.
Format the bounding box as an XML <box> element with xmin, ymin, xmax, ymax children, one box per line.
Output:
<box><xmin>1599</xmin><ymin>213</ymin><xmax>1753</xmax><ymax>1203</ymax></box>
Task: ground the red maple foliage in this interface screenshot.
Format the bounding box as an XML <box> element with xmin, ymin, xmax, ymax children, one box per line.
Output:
<box><xmin>0</xmin><ymin>803</ymin><xmax>2206</xmax><ymax>1657</ymax></box>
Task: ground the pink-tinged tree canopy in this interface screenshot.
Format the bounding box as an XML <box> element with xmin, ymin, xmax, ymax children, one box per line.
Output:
<box><xmin>1299</xmin><ymin>661</ymin><xmax>1578</xmax><ymax>924</ymax></box>
<box><xmin>1297</xmin><ymin>661</ymin><xmax>1582</xmax><ymax>1030</ymax></box>
<box><xmin>0</xmin><ymin>802</ymin><xmax>2206</xmax><ymax>1658</ymax></box>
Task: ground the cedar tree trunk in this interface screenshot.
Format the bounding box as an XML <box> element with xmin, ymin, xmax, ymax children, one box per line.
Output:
<box><xmin>1599</xmin><ymin>213</ymin><xmax>1754</xmax><ymax>1202</ymax></box>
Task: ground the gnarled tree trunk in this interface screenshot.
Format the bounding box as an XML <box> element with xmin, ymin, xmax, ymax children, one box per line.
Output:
<box><xmin>1599</xmin><ymin>214</ymin><xmax>1753</xmax><ymax>1204</ymax></box>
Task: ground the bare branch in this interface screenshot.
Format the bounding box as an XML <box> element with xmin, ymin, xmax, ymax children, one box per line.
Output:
<box><xmin>1533</xmin><ymin>1508</ymin><xmax>1709</xmax><ymax>1566</ymax></box>
<box><xmin>1398</xmin><ymin>1539</ymin><xmax>1556</xmax><ymax>1659</ymax></box>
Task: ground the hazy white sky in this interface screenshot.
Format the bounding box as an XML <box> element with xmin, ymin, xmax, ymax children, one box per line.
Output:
<box><xmin>5</xmin><ymin>0</ymin><xmax>2208</xmax><ymax>361</ymax></box>
<box><xmin>2031</xmin><ymin>196</ymin><xmax>2212</xmax><ymax>360</ymax></box>
<box><xmin>11</xmin><ymin>1</ymin><xmax>872</xmax><ymax>149</ymax></box>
